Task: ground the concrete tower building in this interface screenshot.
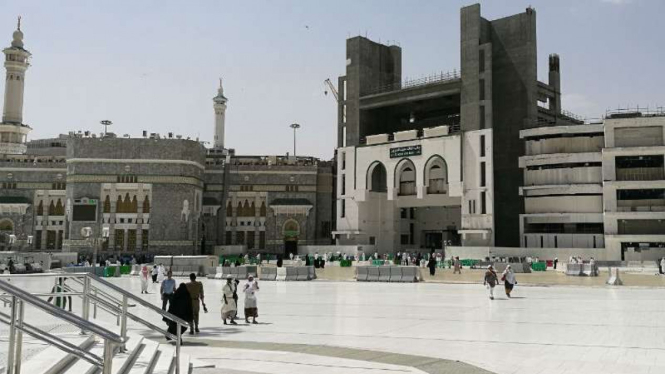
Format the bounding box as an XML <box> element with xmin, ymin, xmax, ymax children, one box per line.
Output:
<box><xmin>0</xmin><ymin>18</ymin><xmax>31</xmax><ymax>154</ymax></box>
<box><xmin>213</xmin><ymin>78</ymin><xmax>228</xmax><ymax>149</ymax></box>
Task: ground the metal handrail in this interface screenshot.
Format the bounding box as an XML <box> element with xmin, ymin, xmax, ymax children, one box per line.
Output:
<box><xmin>0</xmin><ymin>311</ymin><xmax>103</xmax><ymax>367</ymax></box>
<box><xmin>86</xmin><ymin>273</ymin><xmax>190</xmax><ymax>328</ymax></box>
<box><xmin>0</xmin><ymin>279</ymin><xmax>123</xmax><ymax>374</ymax></box>
<box><xmin>68</xmin><ymin>276</ymin><xmax>136</xmax><ymax>308</ymax></box>
<box><xmin>0</xmin><ymin>281</ymin><xmax>123</xmax><ymax>343</ymax></box>
<box><xmin>0</xmin><ymin>272</ymin><xmax>186</xmax><ymax>374</ymax></box>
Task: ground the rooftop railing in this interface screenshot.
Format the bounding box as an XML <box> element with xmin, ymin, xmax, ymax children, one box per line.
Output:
<box><xmin>363</xmin><ymin>70</ymin><xmax>461</xmax><ymax>96</ymax></box>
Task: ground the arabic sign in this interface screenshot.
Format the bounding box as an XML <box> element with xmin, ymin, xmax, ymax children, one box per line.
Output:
<box><xmin>389</xmin><ymin>145</ymin><xmax>422</xmax><ymax>158</ymax></box>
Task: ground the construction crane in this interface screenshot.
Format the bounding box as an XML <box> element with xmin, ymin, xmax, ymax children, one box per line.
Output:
<box><xmin>324</xmin><ymin>79</ymin><xmax>339</xmax><ymax>102</ymax></box>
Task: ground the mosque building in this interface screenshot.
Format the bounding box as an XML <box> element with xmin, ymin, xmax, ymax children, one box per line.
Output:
<box><xmin>0</xmin><ymin>19</ymin><xmax>334</xmax><ymax>256</ymax></box>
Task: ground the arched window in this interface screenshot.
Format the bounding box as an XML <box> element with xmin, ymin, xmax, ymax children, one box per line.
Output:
<box><xmin>103</xmin><ymin>195</ymin><xmax>111</xmax><ymax>213</ymax></box>
<box><xmin>396</xmin><ymin>160</ymin><xmax>417</xmax><ymax>196</ymax></box>
<box><xmin>142</xmin><ymin>196</ymin><xmax>150</xmax><ymax>214</ymax></box>
<box><xmin>425</xmin><ymin>156</ymin><xmax>448</xmax><ymax>194</ymax></box>
<box><xmin>54</xmin><ymin>199</ymin><xmax>64</xmax><ymax>215</ymax></box>
<box><xmin>249</xmin><ymin>202</ymin><xmax>256</xmax><ymax>216</ymax></box>
<box><xmin>116</xmin><ymin>195</ymin><xmax>124</xmax><ymax>213</ymax></box>
<box><xmin>0</xmin><ymin>219</ymin><xmax>13</xmax><ymax>232</ymax></box>
<box><xmin>236</xmin><ymin>201</ymin><xmax>244</xmax><ymax>217</ymax></box>
<box><xmin>367</xmin><ymin>162</ymin><xmax>387</xmax><ymax>192</ymax></box>
<box><xmin>48</xmin><ymin>200</ymin><xmax>56</xmax><ymax>215</ymax></box>
<box><xmin>130</xmin><ymin>195</ymin><xmax>138</xmax><ymax>213</ymax></box>
<box><xmin>260</xmin><ymin>202</ymin><xmax>266</xmax><ymax>217</ymax></box>
<box><xmin>37</xmin><ymin>200</ymin><xmax>44</xmax><ymax>216</ymax></box>
<box><xmin>226</xmin><ymin>201</ymin><xmax>232</xmax><ymax>217</ymax></box>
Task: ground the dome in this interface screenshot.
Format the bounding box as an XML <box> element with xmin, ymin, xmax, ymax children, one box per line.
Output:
<box><xmin>11</xmin><ymin>29</ymin><xmax>24</xmax><ymax>48</ymax></box>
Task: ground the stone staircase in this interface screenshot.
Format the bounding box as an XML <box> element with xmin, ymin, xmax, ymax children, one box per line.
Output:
<box><xmin>16</xmin><ymin>332</ymin><xmax>192</xmax><ymax>374</ymax></box>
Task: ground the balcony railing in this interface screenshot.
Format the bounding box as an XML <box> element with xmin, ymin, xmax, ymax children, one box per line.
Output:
<box><xmin>616</xmin><ymin>205</ymin><xmax>665</xmax><ymax>212</ymax></box>
<box><xmin>398</xmin><ymin>181</ymin><xmax>416</xmax><ymax>196</ymax></box>
<box><xmin>616</xmin><ymin>167</ymin><xmax>665</xmax><ymax>181</ymax></box>
<box><xmin>427</xmin><ymin>179</ymin><xmax>448</xmax><ymax>194</ymax></box>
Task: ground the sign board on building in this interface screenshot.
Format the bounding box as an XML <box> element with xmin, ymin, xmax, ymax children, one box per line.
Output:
<box><xmin>389</xmin><ymin>145</ymin><xmax>422</xmax><ymax>158</ymax></box>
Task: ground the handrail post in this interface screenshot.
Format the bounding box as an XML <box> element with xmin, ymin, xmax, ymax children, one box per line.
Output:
<box><xmin>14</xmin><ymin>300</ymin><xmax>25</xmax><ymax>374</ymax></box>
<box><xmin>7</xmin><ymin>296</ymin><xmax>17</xmax><ymax>374</ymax></box>
<box><xmin>176</xmin><ymin>326</ymin><xmax>181</xmax><ymax>374</ymax></box>
<box><xmin>93</xmin><ymin>287</ymin><xmax>98</xmax><ymax>319</ymax></box>
<box><xmin>120</xmin><ymin>295</ymin><xmax>128</xmax><ymax>348</ymax></box>
<box><xmin>82</xmin><ymin>274</ymin><xmax>90</xmax><ymax>322</ymax></box>
<box><xmin>102</xmin><ymin>339</ymin><xmax>113</xmax><ymax>374</ymax></box>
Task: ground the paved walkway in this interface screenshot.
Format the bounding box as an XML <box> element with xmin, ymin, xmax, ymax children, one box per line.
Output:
<box><xmin>314</xmin><ymin>266</ymin><xmax>665</xmax><ymax>287</ymax></box>
<box><xmin>5</xmin><ymin>275</ymin><xmax>665</xmax><ymax>374</ymax></box>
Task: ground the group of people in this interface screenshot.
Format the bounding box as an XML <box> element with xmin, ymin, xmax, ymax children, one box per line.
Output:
<box><xmin>138</xmin><ymin>265</ymin><xmax>260</xmax><ymax>342</ymax></box>
<box><xmin>483</xmin><ymin>265</ymin><xmax>517</xmax><ymax>300</ymax></box>
<box><xmin>221</xmin><ymin>274</ymin><xmax>260</xmax><ymax>325</ymax></box>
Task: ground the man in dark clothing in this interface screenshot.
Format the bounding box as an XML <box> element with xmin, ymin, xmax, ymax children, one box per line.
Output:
<box><xmin>427</xmin><ymin>257</ymin><xmax>437</xmax><ymax>276</ymax></box>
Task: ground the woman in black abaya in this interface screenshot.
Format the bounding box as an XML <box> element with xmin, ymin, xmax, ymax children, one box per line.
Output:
<box><xmin>164</xmin><ymin>283</ymin><xmax>193</xmax><ymax>341</ymax></box>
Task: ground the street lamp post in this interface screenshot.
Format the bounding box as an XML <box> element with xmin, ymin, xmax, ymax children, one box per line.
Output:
<box><xmin>100</xmin><ymin>120</ymin><xmax>113</xmax><ymax>137</ymax></box>
<box><xmin>289</xmin><ymin>123</ymin><xmax>301</xmax><ymax>158</ymax></box>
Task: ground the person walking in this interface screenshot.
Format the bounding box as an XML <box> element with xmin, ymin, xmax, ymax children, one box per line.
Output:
<box><xmin>164</xmin><ymin>283</ymin><xmax>192</xmax><ymax>343</ymax></box>
<box><xmin>47</xmin><ymin>277</ymin><xmax>72</xmax><ymax>312</ymax></box>
<box><xmin>483</xmin><ymin>265</ymin><xmax>498</xmax><ymax>300</ymax></box>
<box><xmin>160</xmin><ymin>270</ymin><xmax>177</xmax><ymax>310</ymax></box>
<box><xmin>660</xmin><ymin>257</ymin><xmax>665</xmax><ymax>275</ymax></box>
<box><xmin>151</xmin><ymin>265</ymin><xmax>159</xmax><ymax>283</ymax></box>
<box><xmin>140</xmin><ymin>265</ymin><xmax>149</xmax><ymax>294</ymax></box>
<box><xmin>427</xmin><ymin>256</ymin><xmax>437</xmax><ymax>276</ymax></box>
<box><xmin>453</xmin><ymin>257</ymin><xmax>462</xmax><ymax>274</ymax></box>
<box><xmin>553</xmin><ymin>257</ymin><xmax>559</xmax><ymax>270</ymax></box>
<box><xmin>222</xmin><ymin>275</ymin><xmax>238</xmax><ymax>325</ymax></box>
<box><xmin>243</xmin><ymin>276</ymin><xmax>260</xmax><ymax>324</ymax></box>
<box><xmin>185</xmin><ymin>273</ymin><xmax>205</xmax><ymax>334</ymax></box>
<box><xmin>501</xmin><ymin>265</ymin><xmax>517</xmax><ymax>298</ymax></box>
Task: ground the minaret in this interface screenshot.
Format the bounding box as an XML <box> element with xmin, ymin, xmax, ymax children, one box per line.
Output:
<box><xmin>1</xmin><ymin>17</ymin><xmax>32</xmax><ymax>154</ymax></box>
<box><xmin>212</xmin><ymin>78</ymin><xmax>228</xmax><ymax>149</ymax></box>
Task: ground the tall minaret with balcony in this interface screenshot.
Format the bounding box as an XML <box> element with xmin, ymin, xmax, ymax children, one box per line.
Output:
<box><xmin>212</xmin><ymin>78</ymin><xmax>228</xmax><ymax>149</ymax></box>
<box><xmin>1</xmin><ymin>17</ymin><xmax>32</xmax><ymax>154</ymax></box>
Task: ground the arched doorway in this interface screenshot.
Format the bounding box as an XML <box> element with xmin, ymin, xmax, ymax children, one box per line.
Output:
<box><xmin>424</xmin><ymin>156</ymin><xmax>448</xmax><ymax>194</ymax></box>
<box><xmin>395</xmin><ymin>159</ymin><xmax>417</xmax><ymax>196</ymax></box>
<box><xmin>367</xmin><ymin>162</ymin><xmax>387</xmax><ymax>192</ymax></box>
<box><xmin>282</xmin><ymin>219</ymin><xmax>300</xmax><ymax>257</ymax></box>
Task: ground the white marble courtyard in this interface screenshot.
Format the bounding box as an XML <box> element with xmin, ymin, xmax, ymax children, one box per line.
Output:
<box><xmin>5</xmin><ymin>276</ymin><xmax>665</xmax><ymax>374</ymax></box>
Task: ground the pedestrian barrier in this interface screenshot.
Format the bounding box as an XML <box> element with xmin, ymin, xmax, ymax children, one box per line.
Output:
<box><xmin>582</xmin><ymin>264</ymin><xmax>598</xmax><ymax>276</ymax></box>
<box><xmin>284</xmin><ymin>266</ymin><xmax>298</xmax><ymax>281</ymax></box>
<box><xmin>296</xmin><ymin>267</ymin><xmax>309</xmax><ymax>281</ymax></box>
<box><xmin>355</xmin><ymin>266</ymin><xmax>419</xmax><ymax>283</ymax></box>
<box><xmin>565</xmin><ymin>263</ymin><xmax>583</xmax><ymax>276</ymax></box>
<box><xmin>493</xmin><ymin>262</ymin><xmax>532</xmax><ymax>273</ymax></box>
<box><xmin>276</xmin><ymin>267</ymin><xmax>287</xmax><ymax>281</ymax></box>
<box><xmin>367</xmin><ymin>266</ymin><xmax>380</xmax><ymax>281</ymax></box>
<box><xmin>130</xmin><ymin>264</ymin><xmax>141</xmax><ymax>275</ymax></box>
<box><xmin>400</xmin><ymin>266</ymin><xmax>419</xmax><ymax>282</ymax></box>
<box><xmin>236</xmin><ymin>266</ymin><xmax>248</xmax><ymax>279</ymax></box>
<box><xmin>308</xmin><ymin>266</ymin><xmax>316</xmax><ymax>280</ymax></box>
<box><xmin>606</xmin><ymin>267</ymin><xmax>623</xmax><ymax>285</ymax></box>
<box><xmin>259</xmin><ymin>267</ymin><xmax>278</xmax><ymax>281</ymax></box>
<box><xmin>356</xmin><ymin>266</ymin><xmax>368</xmax><ymax>281</ymax></box>
<box><xmin>389</xmin><ymin>266</ymin><xmax>402</xmax><ymax>282</ymax></box>
<box><xmin>531</xmin><ymin>262</ymin><xmax>547</xmax><ymax>272</ymax></box>
<box><xmin>378</xmin><ymin>266</ymin><xmax>391</xmax><ymax>282</ymax></box>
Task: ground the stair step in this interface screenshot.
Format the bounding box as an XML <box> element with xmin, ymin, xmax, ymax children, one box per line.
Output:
<box><xmin>149</xmin><ymin>345</ymin><xmax>174</xmax><ymax>374</ymax></box>
<box><xmin>126</xmin><ymin>339</ymin><xmax>159</xmax><ymax>374</ymax></box>
<box><xmin>176</xmin><ymin>355</ymin><xmax>191</xmax><ymax>374</ymax></box>
<box><xmin>110</xmin><ymin>336</ymin><xmax>144</xmax><ymax>374</ymax></box>
<box><xmin>21</xmin><ymin>335</ymin><xmax>96</xmax><ymax>374</ymax></box>
<box><xmin>64</xmin><ymin>340</ymin><xmax>106</xmax><ymax>374</ymax></box>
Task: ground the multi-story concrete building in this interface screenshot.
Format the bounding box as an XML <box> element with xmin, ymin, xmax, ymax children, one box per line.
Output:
<box><xmin>334</xmin><ymin>4</ymin><xmax>584</xmax><ymax>252</ymax></box>
<box><xmin>518</xmin><ymin>111</ymin><xmax>665</xmax><ymax>260</ymax></box>
<box><xmin>518</xmin><ymin>122</ymin><xmax>605</xmax><ymax>249</ymax></box>
<box><xmin>0</xmin><ymin>21</ymin><xmax>334</xmax><ymax>255</ymax></box>
<box><xmin>602</xmin><ymin>112</ymin><xmax>665</xmax><ymax>260</ymax></box>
